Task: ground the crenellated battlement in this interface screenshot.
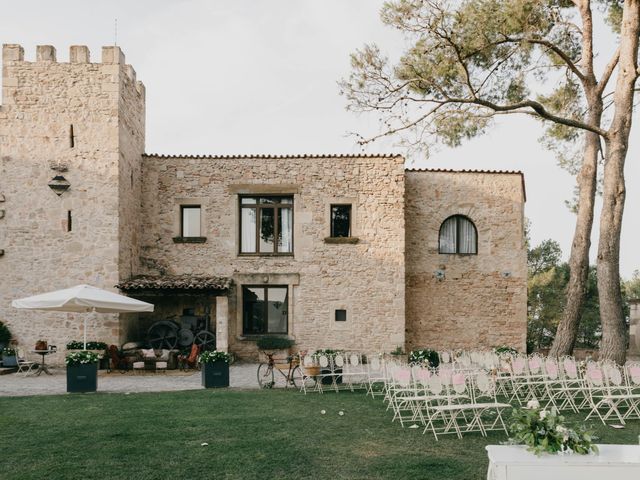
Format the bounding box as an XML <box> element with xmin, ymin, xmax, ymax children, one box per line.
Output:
<box><xmin>2</xmin><ymin>43</ymin><xmax>144</xmax><ymax>94</ymax></box>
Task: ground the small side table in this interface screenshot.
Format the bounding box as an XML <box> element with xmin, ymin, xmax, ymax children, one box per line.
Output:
<box><xmin>31</xmin><ymin>350</ymin><xmax>52</xmax><ymax>376</ymax></box>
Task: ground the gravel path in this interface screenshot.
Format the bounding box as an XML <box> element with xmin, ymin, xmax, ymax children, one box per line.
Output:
<box><xmin>0</xmin><ymin>362</ymin><xmax>268</xmax><ymax>397</ymax></box>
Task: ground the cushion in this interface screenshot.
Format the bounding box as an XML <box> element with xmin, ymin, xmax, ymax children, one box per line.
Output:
<box><xmin>141</xmin><ymin>348</ymin><xmax>156</xmax><ymax>359</ymax></box>
<box><xmin>156</xmin><ymin>362</ymin><xmax>168</xmax><ymax>369</ymax></box>
<box><xmin>132</xmin><ymin>361</ymin><xmax>145</xmax><ymax>369</ymax></box>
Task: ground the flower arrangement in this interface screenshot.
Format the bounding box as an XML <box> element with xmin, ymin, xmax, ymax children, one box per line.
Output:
<box><xmin>66</xmin><ymin>340</ymin><xmax>108</xmax><ymax>350</ymax></box>
<box><xmin>507</xmin><ymin>400</ymin><xmax>598</xmax><ymax>456</ymax></box>
<box><xmin>65</xmin><ymin>350</ymin><xmax>100</xmax><ymax>366</ymax></box>
<box><xmin>199</xmin><ymin>350</ymin><xmax>231</xmax><ymax>364</ymax></box>
<box><xmin>409</xmin><ymin>348</ymin><xmax>440</xmax><ymax>368</ymax></box>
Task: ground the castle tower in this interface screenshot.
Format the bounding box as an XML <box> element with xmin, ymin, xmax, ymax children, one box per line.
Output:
<box><xmin>0</xmin><ymin>44</ymin><xmax>145</xmax><ymax>357</ymax></box>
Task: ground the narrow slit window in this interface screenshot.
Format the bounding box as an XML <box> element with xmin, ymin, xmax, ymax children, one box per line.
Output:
<box><xmin>69</xmin><ymin>125</ymin><xmax>75</xmax><ymax>148</ymax></box>
<box><xmin>67</xmin><ymin>210</ymin><xmax>72</xmax><ymax>232</ymax></box>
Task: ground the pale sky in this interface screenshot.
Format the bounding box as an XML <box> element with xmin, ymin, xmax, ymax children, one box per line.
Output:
<box><xmin>2</xmin><ymin>0</ymin><xmax>638</xmax><ymax>277</ymax></box>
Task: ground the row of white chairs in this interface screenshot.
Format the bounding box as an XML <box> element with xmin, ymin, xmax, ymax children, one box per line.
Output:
<box><xmin>384</xmin><ymin>362</ymin><xmax>510</xmax><ymax>439</ymax></box>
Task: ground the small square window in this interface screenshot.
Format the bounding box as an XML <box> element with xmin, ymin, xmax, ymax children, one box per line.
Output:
<box><xmin>331</xmin><ymin>205</ymin><xmax>351</xmax><ymax>238</ymax></box>
<box><xmin>181</xmin><ymin>206</ymin><xmax>201</xmax><ymax>237</ymax></box>
<box><xmin>335</xmin><ymin>309</ymin><xmax>347</xmax><ymax>322</ymax></box>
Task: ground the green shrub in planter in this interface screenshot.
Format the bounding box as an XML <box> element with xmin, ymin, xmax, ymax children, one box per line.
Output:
<box><xmin>0</xmin><ymin>321</ymin><xmax>12</xmax><ymax>352</ymax></box>
<box><xmin>65</xmin><ymin>351</ymin><xmax>100</xmax><ymax>393</ymax></box>
<box><xmin>66</xmin><ymin>340</ymin><xmax>108</xmax><ymax>350</ymax></box>
<box><xmin>2</xmin><ymin>347</ymin><xmax>17</xmax><ymax>367</ymax></box>
<box><xmin>199</xmin><ymin>350</ymin><xmax>231</xmax><ymax>388</ymax></box>
<box><xmin>255</xmin><ymin>337</ymin><xmax>294</xmax><ymax>351</ymax></box>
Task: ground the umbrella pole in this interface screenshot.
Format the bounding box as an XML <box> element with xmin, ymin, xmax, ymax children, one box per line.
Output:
<box><xmin>84</xmin><ymin>317</ymin><xmax>87</xmax><ymax>350</ymax></box>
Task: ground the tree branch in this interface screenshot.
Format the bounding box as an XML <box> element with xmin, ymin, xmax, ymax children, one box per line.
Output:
<box><xmin>448</xmin><ymin>97</ymin><xmax>608</xmax><ymax>137</ymax></box>
<box><xmin>596</xmin><ymin>47</ymin><xmax>620</xmax><ymax>97</ymax></box>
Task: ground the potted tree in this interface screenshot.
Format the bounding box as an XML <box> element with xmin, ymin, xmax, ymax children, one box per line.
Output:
<box><xmin>200</xmin><ymin>350</ymin><xmax>231</xmax><ymax>388</ymax></box>
<box><xmin>65</xmin><ymin>351</ymin><xmax>99</xmax><ymax>393</ymax></box>
<box><xmin>256</xmin><ymin>337</ymin><xmax>294</xmax><ymax>366</ymax></box>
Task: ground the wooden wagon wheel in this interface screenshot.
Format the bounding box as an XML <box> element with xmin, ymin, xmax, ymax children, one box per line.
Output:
<box><xmin>177</xmin><ymin>328</ymin><xmax>195</xmax><ymax>347</ymax></box>
<box><xmin>194</xmin><ymin>330</ymin><xmax>216</xmax><ymax>352</ymax></box>
<box><xmin>147</xmin><ymin>321</ymin><xmax>179</xmax><ymax>350</ymax></box>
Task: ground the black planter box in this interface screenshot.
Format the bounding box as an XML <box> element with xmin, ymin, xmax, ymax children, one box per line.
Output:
<box><xmin>66</xmin><ymin>363</ymin><xmax>98</xmax><ymax>393</ymax></box>
<box><xmin>202</xmin><ymin>361</ymin><xmax>229</xmax><ymax>388</ymax></box>
<box><xmin>321</xmin><ymin>368</ymin><xmax>343</xmax><ymax>385</ymax></box>
<box><xmin>2</xmin><ymin>355</ymin><xmax>17</xmax><ymax>367</ymax></box>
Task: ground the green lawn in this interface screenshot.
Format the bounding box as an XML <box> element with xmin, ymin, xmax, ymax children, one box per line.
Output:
<box><xmin>0</xmin><ymin>390</ymin><xmax>638</xmax><ymax>480</ymax></box>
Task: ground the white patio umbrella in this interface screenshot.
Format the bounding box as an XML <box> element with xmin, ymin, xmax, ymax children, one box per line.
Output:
<box><xmin>12</xmin><ymin>284</ymin><xmax>154</xmax><ymax>350</ymax></box>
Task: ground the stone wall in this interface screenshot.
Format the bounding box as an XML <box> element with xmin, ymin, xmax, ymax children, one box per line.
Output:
<box><xmin>139</xmin><ymin>154</ymin><xmax>406</xmax><ymax>358</ymax></box>
<box><xmin>0</xmin><ymin>44</ymin><xmax>145</xmax><ymax>364</ymax></box>
<box><xmin>405</xmin><ymin>169</ymin><xmax>527</xmax><ymax>352</ymax></box>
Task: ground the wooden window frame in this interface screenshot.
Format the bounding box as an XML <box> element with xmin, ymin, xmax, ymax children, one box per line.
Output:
<box><xmin>242</xmin><ymin>285</ymin><xmax>289</xmax><ymax>335</ymax></box>
<box><xmin>239</xmin><ymin>195</ymin><xmax>294</xmax><ymax>256</ymax></box>
<box><xmin>438</xmin><ymin>215</ymin><xmax>478</xmax><ymax>255</ymax></box>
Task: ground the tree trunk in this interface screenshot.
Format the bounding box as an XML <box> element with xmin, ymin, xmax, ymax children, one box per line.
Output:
<box><xmin>597</xmin><ymin>1</ymin><xmax>640</xmax><ymax>364</ymax></box>
<box><xmin>549</xmin><ymin>122</ymin><xmax>600</xmax><ymax>357</ymax></box>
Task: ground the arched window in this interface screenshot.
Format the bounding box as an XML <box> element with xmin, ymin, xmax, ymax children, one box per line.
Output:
<box><xmin>439</xmin><ymin>215</ymin><xmax>477</xmax><ymax>254</ymax></box>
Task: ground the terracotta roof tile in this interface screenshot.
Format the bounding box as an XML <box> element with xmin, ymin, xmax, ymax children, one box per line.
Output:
<box><xmin>116</xmin><ymin>275</ymin><xmax>232</xmax><ymax>292</ymax></box>
<box><xmin>143</xmin><ymin>153</ymin><xmax>403</xmax><ymax>160</ymax></box>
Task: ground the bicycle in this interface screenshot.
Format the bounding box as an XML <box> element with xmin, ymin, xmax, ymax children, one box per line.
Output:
<box><xmin>257</xmin><ymin>351</ymin><xmax>317</xmax><ymax>390</ymax></box>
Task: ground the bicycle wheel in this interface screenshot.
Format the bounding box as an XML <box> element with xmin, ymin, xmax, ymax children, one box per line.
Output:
<box><xmin>257</xmin><ymin>363</ymin><xmax>275</xmax><ymax>389</ymax></box>
<box><xmin>291</xmin><ymin>365</ymin><xmax>317</xmax><ymax>391</ymax></box>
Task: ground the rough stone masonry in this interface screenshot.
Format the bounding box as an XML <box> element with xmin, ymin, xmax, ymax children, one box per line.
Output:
<box><xmin>0</xmin><ymin>44</ymin><xmax>526</xmax><ymax>363</ymax></box>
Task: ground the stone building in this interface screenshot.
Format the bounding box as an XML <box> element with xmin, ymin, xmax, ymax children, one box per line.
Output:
<box><xmin>0</xmin><ymin>44</ymin><xmax>527</xmax><ymax>362</ymax></box>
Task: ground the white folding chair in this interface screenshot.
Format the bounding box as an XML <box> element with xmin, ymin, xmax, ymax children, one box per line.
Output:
<box><xmin>15</xmin><ymin>348</ymin><xmax>37</xmax><ymax>375</ymax></box>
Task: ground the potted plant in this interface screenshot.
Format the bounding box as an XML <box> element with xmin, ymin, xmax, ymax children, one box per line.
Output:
<box><xmin>0</xmin><ymin>321</ymin><xmax>11</xmax><ymax>352</ymax></box>
<box><xmin>67</xmin><ymin>341</ymin><xmax>108</xmax><ymax>369</ymax></box>
<box><xmin>200</xmin><ymin>350</ymin><xmax>231</xmax><ymax>388</ymax></box>
<box><xmin>35</xmin><ymin>339</ymin><xmax>48</xmax><ymax>351</ymax></box>
<box><xmin>1</xmin><ymin>347</ymin><xmax>18</xmax><ymax>367</ymax></box>
<box><xmin>65</xmin><ymin>350</ymin><xmax>100</xmax><ymax>393</ymax></box>
<box><xmin>256</xmin><ymin>336</ymin><xmax>294</xmax><ymax>364</ymax></box>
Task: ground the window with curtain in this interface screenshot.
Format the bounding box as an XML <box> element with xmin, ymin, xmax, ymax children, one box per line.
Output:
<box><xmin>438</xmin><ymin>215</ymin><xmax>477</xmax><ymax>254</ymax></box>
<box><xmin>240</xmin><ymin>196</ymin><xmax>293</xmax><ymax>254</ymax></box>
<box><xmin>242</xmin><ymin>286</ymin><xmax>288</xmax><ymax>334</ymax></box>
